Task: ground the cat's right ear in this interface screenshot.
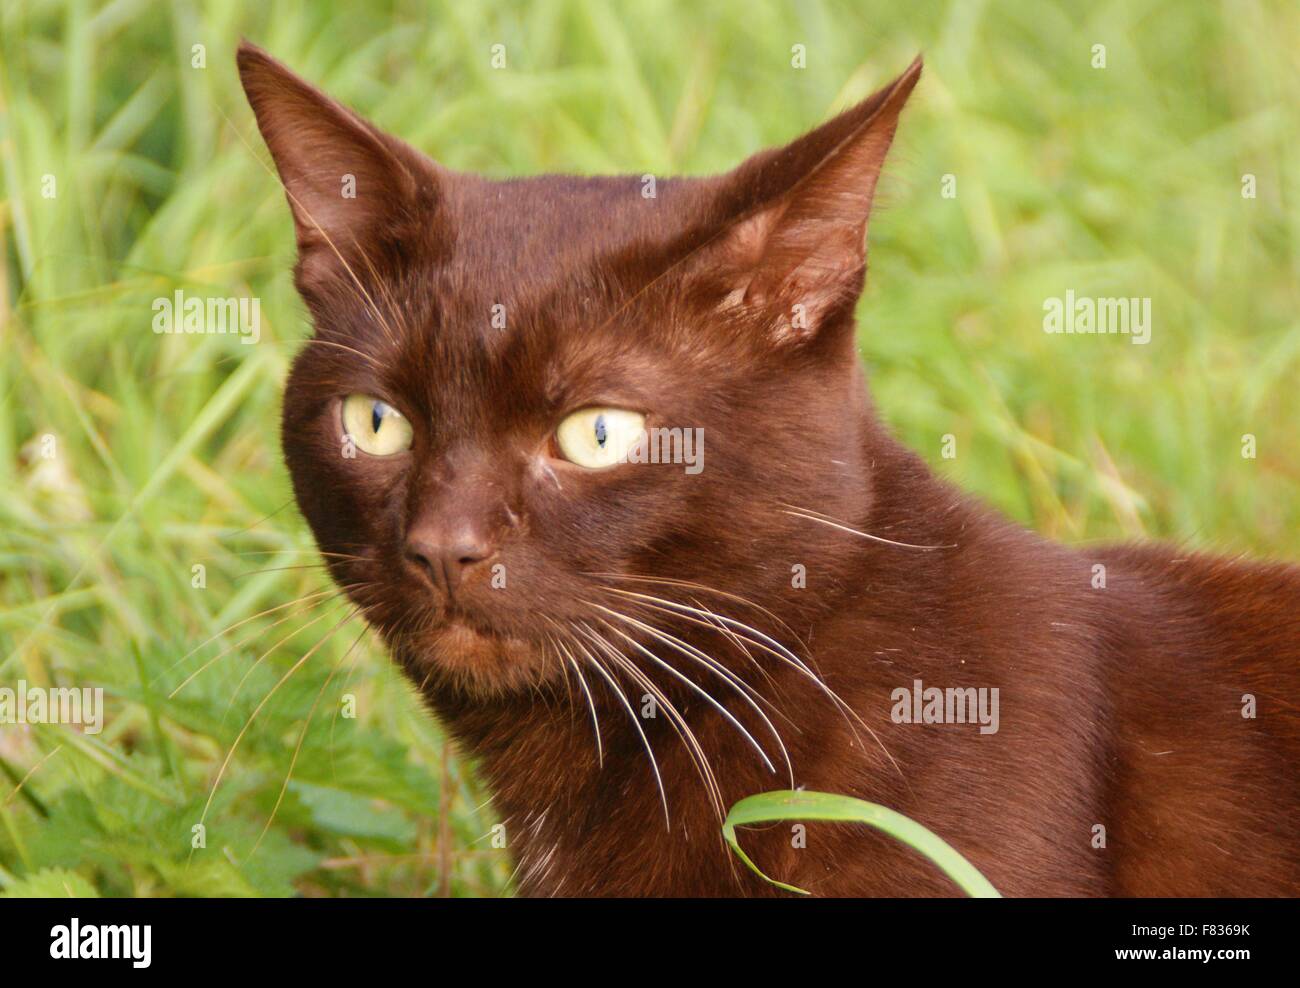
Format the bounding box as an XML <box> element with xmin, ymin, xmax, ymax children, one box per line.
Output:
<box><xmin>674</xmin><ymin>57</ymin><xmax>921</xmax><ymax>347</ymax></box>
<box><xmin>236</xmin><ymin>42</ymin><xmax>443</xmax><ymax>297</ymax></box>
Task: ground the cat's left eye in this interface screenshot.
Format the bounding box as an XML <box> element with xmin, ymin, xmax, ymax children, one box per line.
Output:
<box><xmin>342</xmin><ymin>394</ymin><xmax>413</xmax><ymax>456</ymax></box>
<box><xmin>555</xmin><ymin>407</ymin><xmax>645</xmax><ymax>468</ymax></box>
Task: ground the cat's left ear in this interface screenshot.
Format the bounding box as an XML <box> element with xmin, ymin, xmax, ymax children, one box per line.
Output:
<box><xmin>236</xmin><ymin>42</ymin><xmax>445</xmax><ymax>303</ymax></box>
<box><xmin>694</xmin><ymin>57</ymin><xmax>921</xmax><ymax>343</ymax></box>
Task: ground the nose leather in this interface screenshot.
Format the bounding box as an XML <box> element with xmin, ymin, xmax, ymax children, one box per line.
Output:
<box><xmin>405</xmin><ymin>519</ymin><xmax>495</xmax><ymax>597</ymax></box>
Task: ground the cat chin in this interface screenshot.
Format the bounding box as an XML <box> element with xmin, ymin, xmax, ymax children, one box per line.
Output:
<box><xmin>408</xmin><ymin>619</ymin><xmax>553</xmax><ymax>695</ymax></box>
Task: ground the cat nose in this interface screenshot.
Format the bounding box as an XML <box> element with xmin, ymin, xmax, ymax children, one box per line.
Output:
<box><xmin>404</xmin><ymin>530</ymin><xmax>494</xmax><ymax>598</ymax></box>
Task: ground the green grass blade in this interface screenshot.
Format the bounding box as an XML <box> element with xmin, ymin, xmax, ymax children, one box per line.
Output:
<box><xmin>723</xmin><ymin>789</ymin><xmax>1001</xmax><ymax>897</ymax></box>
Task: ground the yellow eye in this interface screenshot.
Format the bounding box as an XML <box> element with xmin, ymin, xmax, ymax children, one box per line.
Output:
<box><xmin>555</xmin><ymin>407</ymin><xmax>645</xmax><ymax>468</ymax></box>
<box><xmin>342</xmin><ymin>394</ymin><xmax>413</xmax><ymax>456</ymax></box>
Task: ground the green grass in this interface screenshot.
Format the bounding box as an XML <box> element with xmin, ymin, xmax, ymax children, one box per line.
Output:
<box><xmin>2</xmin><ymin>0</ymin><xmax>1298</xmax><ymax>897</ymax></box>
<box><xmin>724</xmin><ymin>790</ymin><xmax>1002</xmax><ymax>897</ymax></box>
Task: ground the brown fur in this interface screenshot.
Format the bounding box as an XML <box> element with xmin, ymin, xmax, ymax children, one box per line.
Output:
<box><xmin>237</xmin><ymin>43</ymin><xmax>1300</xmax><ymax>897</ymax></box>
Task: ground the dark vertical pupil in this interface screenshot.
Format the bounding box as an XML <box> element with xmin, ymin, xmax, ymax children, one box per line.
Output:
<box><xmin>371</xmin><ymin>402</ymin><xmax>386</xmax><ymax>434</ymax></box>
<box><xmin>594</xmin><ymin>414</ymin><xmax>607</xmax><ymax>447</ymax></box>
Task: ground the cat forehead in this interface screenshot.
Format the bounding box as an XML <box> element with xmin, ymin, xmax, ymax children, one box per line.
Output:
<box><xmin>440</xmin><ymin>172</ymin><xmax>711</xmax><ymax>282</ymax></box>
<box><xmin>372</xmin><ymin>172</ymin><xmax>699</xmax><ymax>396</ymax></box>
<box><xmin>370</xmin><ymin>172</ymin><xmax>716</xmax><ymax>355</ymax></box>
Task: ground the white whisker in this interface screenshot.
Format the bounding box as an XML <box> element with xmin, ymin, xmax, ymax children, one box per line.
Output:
<box><xmin>781</xmin><ymin>504</ymin><xmax>956</xmax><ymax>551</ymax></box>
<box><xmin>569</xmin><ymin>623</ymin><xmax>670</xmax><ymax>829</ymax></box>
<box><xmin>590</xmin><ymin>605</ymin><xmax>789</xmax><ymax>781</ymax></box>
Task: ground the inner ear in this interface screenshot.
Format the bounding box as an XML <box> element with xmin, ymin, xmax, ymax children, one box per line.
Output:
<box><xmin>712</xmin><ymin>197</ymin><xmax>866</xmax><ymax>342</ymax></box>
<box><xmin>686</xmin><ymin>57</ymin><xmax>922</xmax><ymax>345</ymax></box>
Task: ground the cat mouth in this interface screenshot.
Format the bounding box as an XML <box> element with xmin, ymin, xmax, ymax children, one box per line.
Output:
<box><xmin>415</xmin><ymin>613</ymin><xmax>545</xmax><ymax>692</ymax></box>
<box><xmin>434</xmin><ymin>603</ymin><xmax>511</xmax><ymax>640</ymax></box>
<box><xmin>427</xmin><ymin>605</ymin><xmax>536</xmax><ymax>655</ymax></box>
<box><xmin>436</xmin><ymin>616</ymin><xmax>503</xmax><ymax>649</ymax></box>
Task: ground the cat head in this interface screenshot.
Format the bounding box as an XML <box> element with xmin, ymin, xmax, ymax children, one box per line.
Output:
<box><xmin>237</xmin><ymin>43</ymin><xmax>920</xmax><ymax>696</ymax></box>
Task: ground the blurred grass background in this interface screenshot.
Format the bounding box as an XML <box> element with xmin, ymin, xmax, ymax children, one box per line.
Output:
<box><xmin>1</xmin><ymin>0</ymin><xmax>1297</xmax><ymax>897</ymax></box>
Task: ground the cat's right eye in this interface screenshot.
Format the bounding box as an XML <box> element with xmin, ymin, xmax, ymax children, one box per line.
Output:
<box><xmin>555</xmin><ymin>407</ymin><xmax>646</xmax><ymax>468</ymax></box>
<box><xmin>342</xmin><ymin>394</ymin><xmax>414</xmax><ymax>456</ymax></box>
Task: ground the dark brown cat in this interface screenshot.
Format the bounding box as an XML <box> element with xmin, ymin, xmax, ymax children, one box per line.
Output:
<box><xmin>237</xmin><ymin>43</ymin><xmax>1300</xmax><ymax>897</ymax></box>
